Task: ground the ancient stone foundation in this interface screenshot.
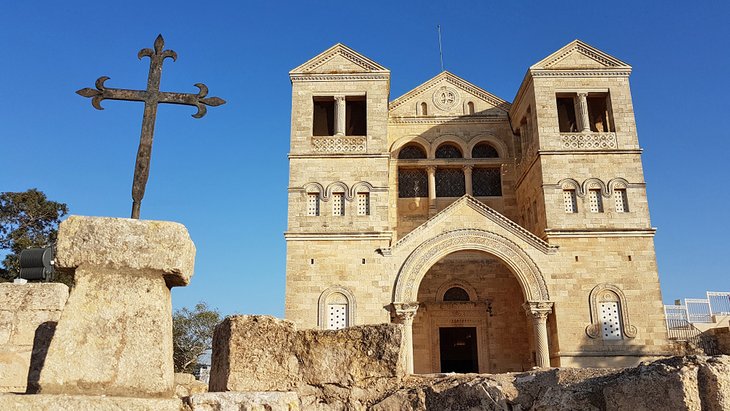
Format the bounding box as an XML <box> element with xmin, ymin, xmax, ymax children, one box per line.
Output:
<box><xmin>0</xmin><ymin>283</ymin><xmax>68</xmax><ymax>393</ymax></box>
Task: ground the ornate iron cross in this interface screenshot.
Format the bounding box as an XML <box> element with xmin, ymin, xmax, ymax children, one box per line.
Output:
<box><xmin>77</xmin><ymin>35</ymin><xmax>225</xmax><ymax>219</ymax></box>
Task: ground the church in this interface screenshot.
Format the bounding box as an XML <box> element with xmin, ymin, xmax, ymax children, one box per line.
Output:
<box><xmin>284</xmin><ymin>40</ymin><xmax>670</xmax><ymax>374</ymax></box>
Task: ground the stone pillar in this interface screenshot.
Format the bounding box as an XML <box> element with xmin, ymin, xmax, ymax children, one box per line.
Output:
<box><xmin>523</xmin><ymin>301</ymin><xmax>554</xmax><ymax>369</ymax></box>
<box><xmin>427</xmin><ymin>166</ymin><xmax>436</xmax><ymax>215</ymax></box>
<box><xmin>334</xmin><ymin>95</ymin><xmax>346</xmax><ymax>136</ymax></box>
<box><xmin>576</xmin><ymin>93</ymin><xmax>591</xmax><ymax>132</ymax></box>
<box><xmin>464</xmin><ymin>165</ymin><xmax>473</xmax><ymax>196</ymax></box>
<box><xmin>391</xmin><ymin>303</ymin><xmax>419</xmax><ymax>374</ymax></box>
<box><xmin>37</xmin><ymin>216</ymin><xmax>195</xmax><ymax>398</ymax></box>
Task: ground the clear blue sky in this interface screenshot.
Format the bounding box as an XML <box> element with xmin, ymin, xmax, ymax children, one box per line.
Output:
<box><xmin>1</xmin><ymin>1</ymin><xmax>728</xmax><ymax>316</ymax></box>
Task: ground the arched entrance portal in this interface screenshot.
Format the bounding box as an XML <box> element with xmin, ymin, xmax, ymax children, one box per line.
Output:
<box><xmin>391</xmin><ymin>229</ymin><xmax>553</xmax><ymax>373</ymax></box>
<box><xmin>412</xmin><ymin>251</ymin><xmax>532</xmax><ymax>373</ymax></box>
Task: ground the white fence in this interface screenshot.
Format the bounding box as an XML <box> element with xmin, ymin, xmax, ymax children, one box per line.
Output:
<box><xmin>664</xmin><ymin>291</ymin><xmax>730</xmax><ymax>327</ymax></box>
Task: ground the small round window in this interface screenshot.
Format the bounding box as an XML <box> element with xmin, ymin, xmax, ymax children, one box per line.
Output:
<box><xmin>443</xmin><ymin>287</ymin><xmax>470</xmax><ymax>301</ymax></box>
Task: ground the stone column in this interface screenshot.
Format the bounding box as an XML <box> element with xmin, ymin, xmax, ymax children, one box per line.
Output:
<box><xmin>391</xmin><ymin>302</ymin><xmax>419</xmax><ymax>374</ymax></box>
<box><xmin>334</xmin><ymin>95</ymin><xmax>346</xmax><ymax>136</ymax></box>
<box><xmin>464</xmin><ymin>165</ymin><xmax>473</xmax><ymax>196</ymax></box>
<box><xmin>37</xmin><ymin>216</ymin><xmax>196</xmax><ymax>398</ymax></box>
<box><xmin>576</xmin><ymin>93</ymin><xmax>591</xmax><ymax>132</ymax></box>
<box><xmin>427</xmin><ymin>166</ymin><xmax>436</xmax><ymax>215</ymax></box>
<box><xmin>523</xmin><ymin>301</ymin><xmax>554</xmax><ymax>369</ymax></box>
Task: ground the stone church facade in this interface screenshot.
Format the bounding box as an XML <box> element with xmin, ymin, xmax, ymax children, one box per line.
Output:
<box><xmin>284</xmin><ymin>40</ymin><xmax>670</xmax><ymax>374</ymax></box>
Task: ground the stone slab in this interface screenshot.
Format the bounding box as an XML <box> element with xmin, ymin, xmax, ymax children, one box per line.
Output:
<box><xmin>55</xmin><ymin>215</ymin><xmax>195</xmax><ymax>287</ymax></box>
<box><xmin>0</xmin><ymin>283</ymin><xmax>68</xmax><ymax>393</ymax></box>
<box><xmin>188</xmin><ymin>392</ymin><xmax>300</xmax><ymax>411</ymax></box>
<box><xmin>37</xmin><ymin>266</ymin><xmax>174</xmax><ymax>397</ymax></box>
<box><xmin>0</xmin><ymin>393</ymin><xmax>182</xmax><ymax>411</ymax></box>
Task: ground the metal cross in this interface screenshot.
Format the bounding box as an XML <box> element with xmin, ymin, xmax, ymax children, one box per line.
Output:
<box><xmin>77</xmin><ymin>35</ymin><xmax>225</xmax><ymax>219</ymax></box>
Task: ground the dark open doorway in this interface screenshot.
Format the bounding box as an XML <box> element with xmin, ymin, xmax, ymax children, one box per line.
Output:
<box><xmin>439</xmin><ymin>327</ymin><xmax>478</xmax><ymax>373</ymax></box>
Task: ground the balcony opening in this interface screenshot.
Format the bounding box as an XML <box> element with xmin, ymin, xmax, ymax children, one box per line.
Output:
<box><xmin>313</xmin><ymin>97</ymin><xmax>335</xmax><ymax>136</ymax></box>
<box><xmin>346</xmin><ymin>96</ymin><xmax>367</xmax><ymax>136</ymax></box>
<box><xmin>556</xmin><ymin>97</ymin><xmax>577</xmax><ymax>132</ymax></box>
<box><xmin>587</xmin><ymin>95</ymin><xmax>613</xmax><ymax>132</ymax></box>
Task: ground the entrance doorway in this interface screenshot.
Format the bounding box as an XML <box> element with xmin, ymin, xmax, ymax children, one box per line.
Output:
<box><xmin>439</xmin><ymin>327</ymin><xmax>478</xmax><ymax>373</ymax></box>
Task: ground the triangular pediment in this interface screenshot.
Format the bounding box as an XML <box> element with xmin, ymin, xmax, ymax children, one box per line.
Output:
<box><xmin>531</xmin><ymin>40</ymin><xmax>631</xmax><ymax>70</ymax></box>
<box><xmin>386</xmin><ymin>195</ymin><xmax>557</xmax><ymax>255</ymax></box>
<box><xmin>290</xmin><ymin>43</ymin><xmax>389</xmax><ymax>75</ymax></box>
<box><xmin>389</xmin><ymin>71</ymin><xmax>510</xmax><ymax>117</ymax></box>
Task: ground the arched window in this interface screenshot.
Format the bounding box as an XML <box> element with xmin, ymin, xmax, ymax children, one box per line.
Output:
<box><xmin>471</xmin><ymin>142</ymin><xmax>499</xmax><ymax>158</ymax></box>
<box><xmin>435</xmin><ymin>143</ymin><xmax>462</xmax><ymax>159</ymax></box>
<box><xmin>586</xmin><ymin>283</ymin><xmax>637</xmax><ymax>340</ymax></box>
<box><xmin>443</xmin><ymin>287</ymin><xmax>470</xmax><ymax>301</ymax></box>
<box><xmin>398</xmin><ymin>144</ymin><xmax>427</xmax><ymax>159</ymax></box>
<box><xmin>398</xmin><ymin>169</ymin><xmax>428</xmax><ymax>198</ymax></box>
<box><xmin>420</xmin><ymin>102</ymin><xmax>428</xmax><ymax>116</ymax></box>
<box><xmin>318</xmin><ymin>287</ymin><xmax>356</xmax><ymax>330</ymax></box>
<box><xmin>436</xmin><ymin>168</ymin><xmax>465</xmax><ymax>197</ymax></box>
<box><xmin>467</xmin><ymin>101</ymin><xmax>475</xmax><ymax>115</ymax></box>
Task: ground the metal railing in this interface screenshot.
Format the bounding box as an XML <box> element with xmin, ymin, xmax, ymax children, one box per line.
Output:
<box><xmin>664</xmin><ymin>290</ymin><xmax>729</xmax><ymax>356</ymax></box>
<box><xmin>707</xmin><ymin>291</ymin><xmax>730</xmax><ymax>315</ymax></box>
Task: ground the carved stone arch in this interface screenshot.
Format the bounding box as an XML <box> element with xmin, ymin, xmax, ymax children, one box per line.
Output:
<box><xmin>585</xmin><ymin>283</ymin><xmax>637</xmax><ymax>339</ymax></box>
<box><xmin>467</xmin><ymin>134</ymin><xmax>508</xmax><ymax>159</ymax></box>
<box><xmin>436</xmin><ymin>279</ymin><xmax>479</xmax><ymax>302</ymax></box>
<box><xmin>318</xmin><ymin>286</ymin><xmax>357</xmax><ymax>330</ymax></box>
<box><xmin>607</xmin><ymin>177</ymin><xmax>630</xmax><ymax>193</ymax></box>
<box><xmin>349</xmin><ymin>181</ymin><xmax>374</xmax><ymax>198</ymax></box>
<box><xmin>390</xmin><ymin>135</ymin><xmax>430</xmax><ymax>158</ymax></box>
<box><xmin>430</xmin><ymin>135</ymin><xmax>467</xmax><ymax>159</ymax></box>
<box><xmin>325</xmin><ymin>181</ymin><xmax>351</xmax><ymax>201</ymax></box>
<box><xmin>582</xmin><ymin>178</ymin><xmax>609</xmax><ymax>197</ymax></box>
<box><xmin>393</xmin><ymin>229</ymin><xmax>550</xmax><ymax>304</ymax></box>
<box><xmin>302</xmin><ymin>182</ymin><xmax>325</xmax><ymax>198</ymax></box>
<box><xmin>557</xmin><ymin>178</ymin><xmax>583</xmax><ymax>196</ymax></box>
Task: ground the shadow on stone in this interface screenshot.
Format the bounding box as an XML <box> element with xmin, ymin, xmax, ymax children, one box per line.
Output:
<box><xmin>25</xmin><ymin>321</ymin><xmax>57</xmax><ymax>394</ymax></box>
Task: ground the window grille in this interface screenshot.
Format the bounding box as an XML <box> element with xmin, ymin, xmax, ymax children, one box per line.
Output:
<box><xmin>327</xmin><ymin>303</ymin><xmax>348</xmax><ymax>330</ymax></box>
<box><xmin>398</xmin><ymin>168</ymin><xmax>428</xmax><ymax>197</ymax></box>
<box><xmin>588</xmin><ymin>189</ymin><xmax>603</xmax><ymax>213</ymax></box>
<box><xmin>307</xmin><ymin>193</ymin><xmax>319</xmax><ymax>216</ymax></box>
<box><xmin>472</xmin><ymin>143</ymin><xmax>499</xmax><ymax>158</ymax></box>
<box><xmin>436</xmin><ymin>168</ymin><xmax>465</xmax><ymax>197</ymax></box>
<box><xmin>435</xmin><ymin>144</ymin><xmax>462</xmax><ymax>159</ymax></box>
<box><xmin>472</xmin><ymin>168</ymin><xmax>502</xmax><ymax>196</ymax></box>
<box><xmin>614</xmin><ymin>189</ymin><xmax>628</xmax><ymax>212</ymax></box>
<box><xmin>398</xmin><ymin>145</ymin><xmax>427</xmax><ymax>159</ymax></box>
<box><xmin>563</xmin><ymin>189</ymin><xmax>577</xmax><ymax>213</ymax></box>
<box><xmin>332</xmin><ymin>193</ymin><xmax>344</xmax><ymax>216</ymax></box>
<box><xmin>599</xmin><ymin>301</ymin><xmax>622</xmax><ymax>340</ymax></box>
<box><xmin>357</xmin><ymin>193</ymin><xmax>370</xmax><ymax>216</ymax></box>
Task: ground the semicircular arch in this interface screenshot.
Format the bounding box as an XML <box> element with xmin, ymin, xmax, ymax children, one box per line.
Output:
<box><xmin>430</xmin><ymin>135</ymin><xmax>468</xmax><ymax>159</ymax></box>
<box><xmin>393</xmin><ymin>229</ymin><xmax>549</xmax><ymax>303</ymax></box>
<box><xmin>390</xmin><ymin>135</ymin><xmax>431</xmax><ymax>158</ymax></box>
<box><xmin>467</xmin><ymin>135</ymin><xmax>508</xmax><ymax>159</ymax></box>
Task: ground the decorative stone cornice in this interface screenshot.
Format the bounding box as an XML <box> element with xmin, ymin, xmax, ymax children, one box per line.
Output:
<box><xmin>530</xmin><ymin>39</ymin><xmax>631</xmax><ymax>70</ymax></box>
<box><xmin>290</xmin><ymin>74</ymin><xmax>390</xmax><ymax>82</ymax></box>
<box><xmin>284</xmin><ymin>232</ymin><xmax>393</xmax><ymax>241</ymax></box>
<box><xmin>560</xmin><ymin>132</ymin><xmax>617</xmax><ymax>150</ymax></box>
<box><xmin>290</xmin><ymin>43</ymin><xmax>389</xmax><ymax>74</ymax></box>
<box><xmin>544</xmin><ymin>229</ymin><xmax>656</xmax><ymax>238</ymax></box>
<box><xmin>386</xmin><ymin>195</ymin><xmax>558</xmax><ymax>255</ymax></box>
<box><xmin>530</xmin><ymin>70</ymin><xmax>632</xmax><ymax>78</ymax></box>
<box><xmin>388</xmin><ymin>115</ymin><xmax>507</xmax><ymax>124</ymax></box>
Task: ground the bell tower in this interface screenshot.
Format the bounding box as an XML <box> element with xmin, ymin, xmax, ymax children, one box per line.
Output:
<box><xmin>284</xmin><ymin>44</ymin><xmax>392</xmax><ymax>328</ymax></box>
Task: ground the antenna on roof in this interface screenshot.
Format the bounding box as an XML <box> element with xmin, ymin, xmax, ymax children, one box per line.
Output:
<box><xmin>437</xmin><ymin>25</ymin><xmax>444</xmax><ymax>72</ymax></box>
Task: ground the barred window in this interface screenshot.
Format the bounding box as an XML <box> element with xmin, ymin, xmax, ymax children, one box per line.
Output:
<box><xmin>471</xmin><ymin>143</ymin><xmax>499</xmax><ymax>158</ymax></box>
<box><xmin>588</xmin><ymin>189</ymin><xmax>603</xmax><ymax>213</ymax></box>
<box><xmin>435</xmin><ymin>143</ymin><xmax>462</xmax><ymax>159</ymax></box>
<box><xmin>614</xmin><ymin>189</ymin><xmax>628</xmax><ymax>212</ymax></box>
<box><xmin>398</xmin><ymin>145</ymin><xmax>427</xmax><ymax>159</ymax></box>
<box><xmin>332</xmin><ymin>193</ymin><xmax>345</xmax><ymax>216</ymax></box>
<box><xmin>472</xmin><ymin>168</ymin><xmax>502</xmax><ymax>196</ymax></box>
<box><xmin>563</xmin><ymin>189</ymin><xmax>577</xmax><ymax>213</ymax></box>
<box><xmin>307</xmin><ymin>193</ymin><xmax>320</xmax><ymax>216</ymax></box>
<box><xmin>357</xmin><ymin>192</ymin><xmax>370</xmax><ymax>216</ymax></box>
<box><xmin>398</xmin><ymin>169</ymin><xmax>428</xmax><ymax>198</ymax></box>
<box><xmin>436</xmin><ymin>168</ymin><xmax>465</xmax><ymax>197</ymax></box>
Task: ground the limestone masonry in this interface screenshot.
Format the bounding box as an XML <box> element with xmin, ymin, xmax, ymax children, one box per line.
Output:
<box><xmin>284</xmin><ymin>39</ymin><xmax>669</xmax><ymax>373</ymax></box>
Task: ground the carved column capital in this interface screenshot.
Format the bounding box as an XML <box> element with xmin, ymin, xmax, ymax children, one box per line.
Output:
<box><xmin>523</xmin><ymin>301</ymin><xmax>553</xmax><ymax>322</ymax></box>
<box><xmin>463</xmin><ymin>164</ymin><xmax>474</xmax><ymax>172</ymax></box>
<box><xmin>391</xmin><ymin>302</ymin><xmax>419</xmax><ymax>323</ymax></box>
<box><xmin>426</xmin><ymin>166</ymin><xmax>437</xmax><ymax>174</ymax></box>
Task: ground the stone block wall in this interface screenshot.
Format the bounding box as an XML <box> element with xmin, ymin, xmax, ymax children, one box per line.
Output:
<box><xmin>0</xmin><ymin>283</ymin><xmax>69</xmax><ymax>393</ymax></box>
